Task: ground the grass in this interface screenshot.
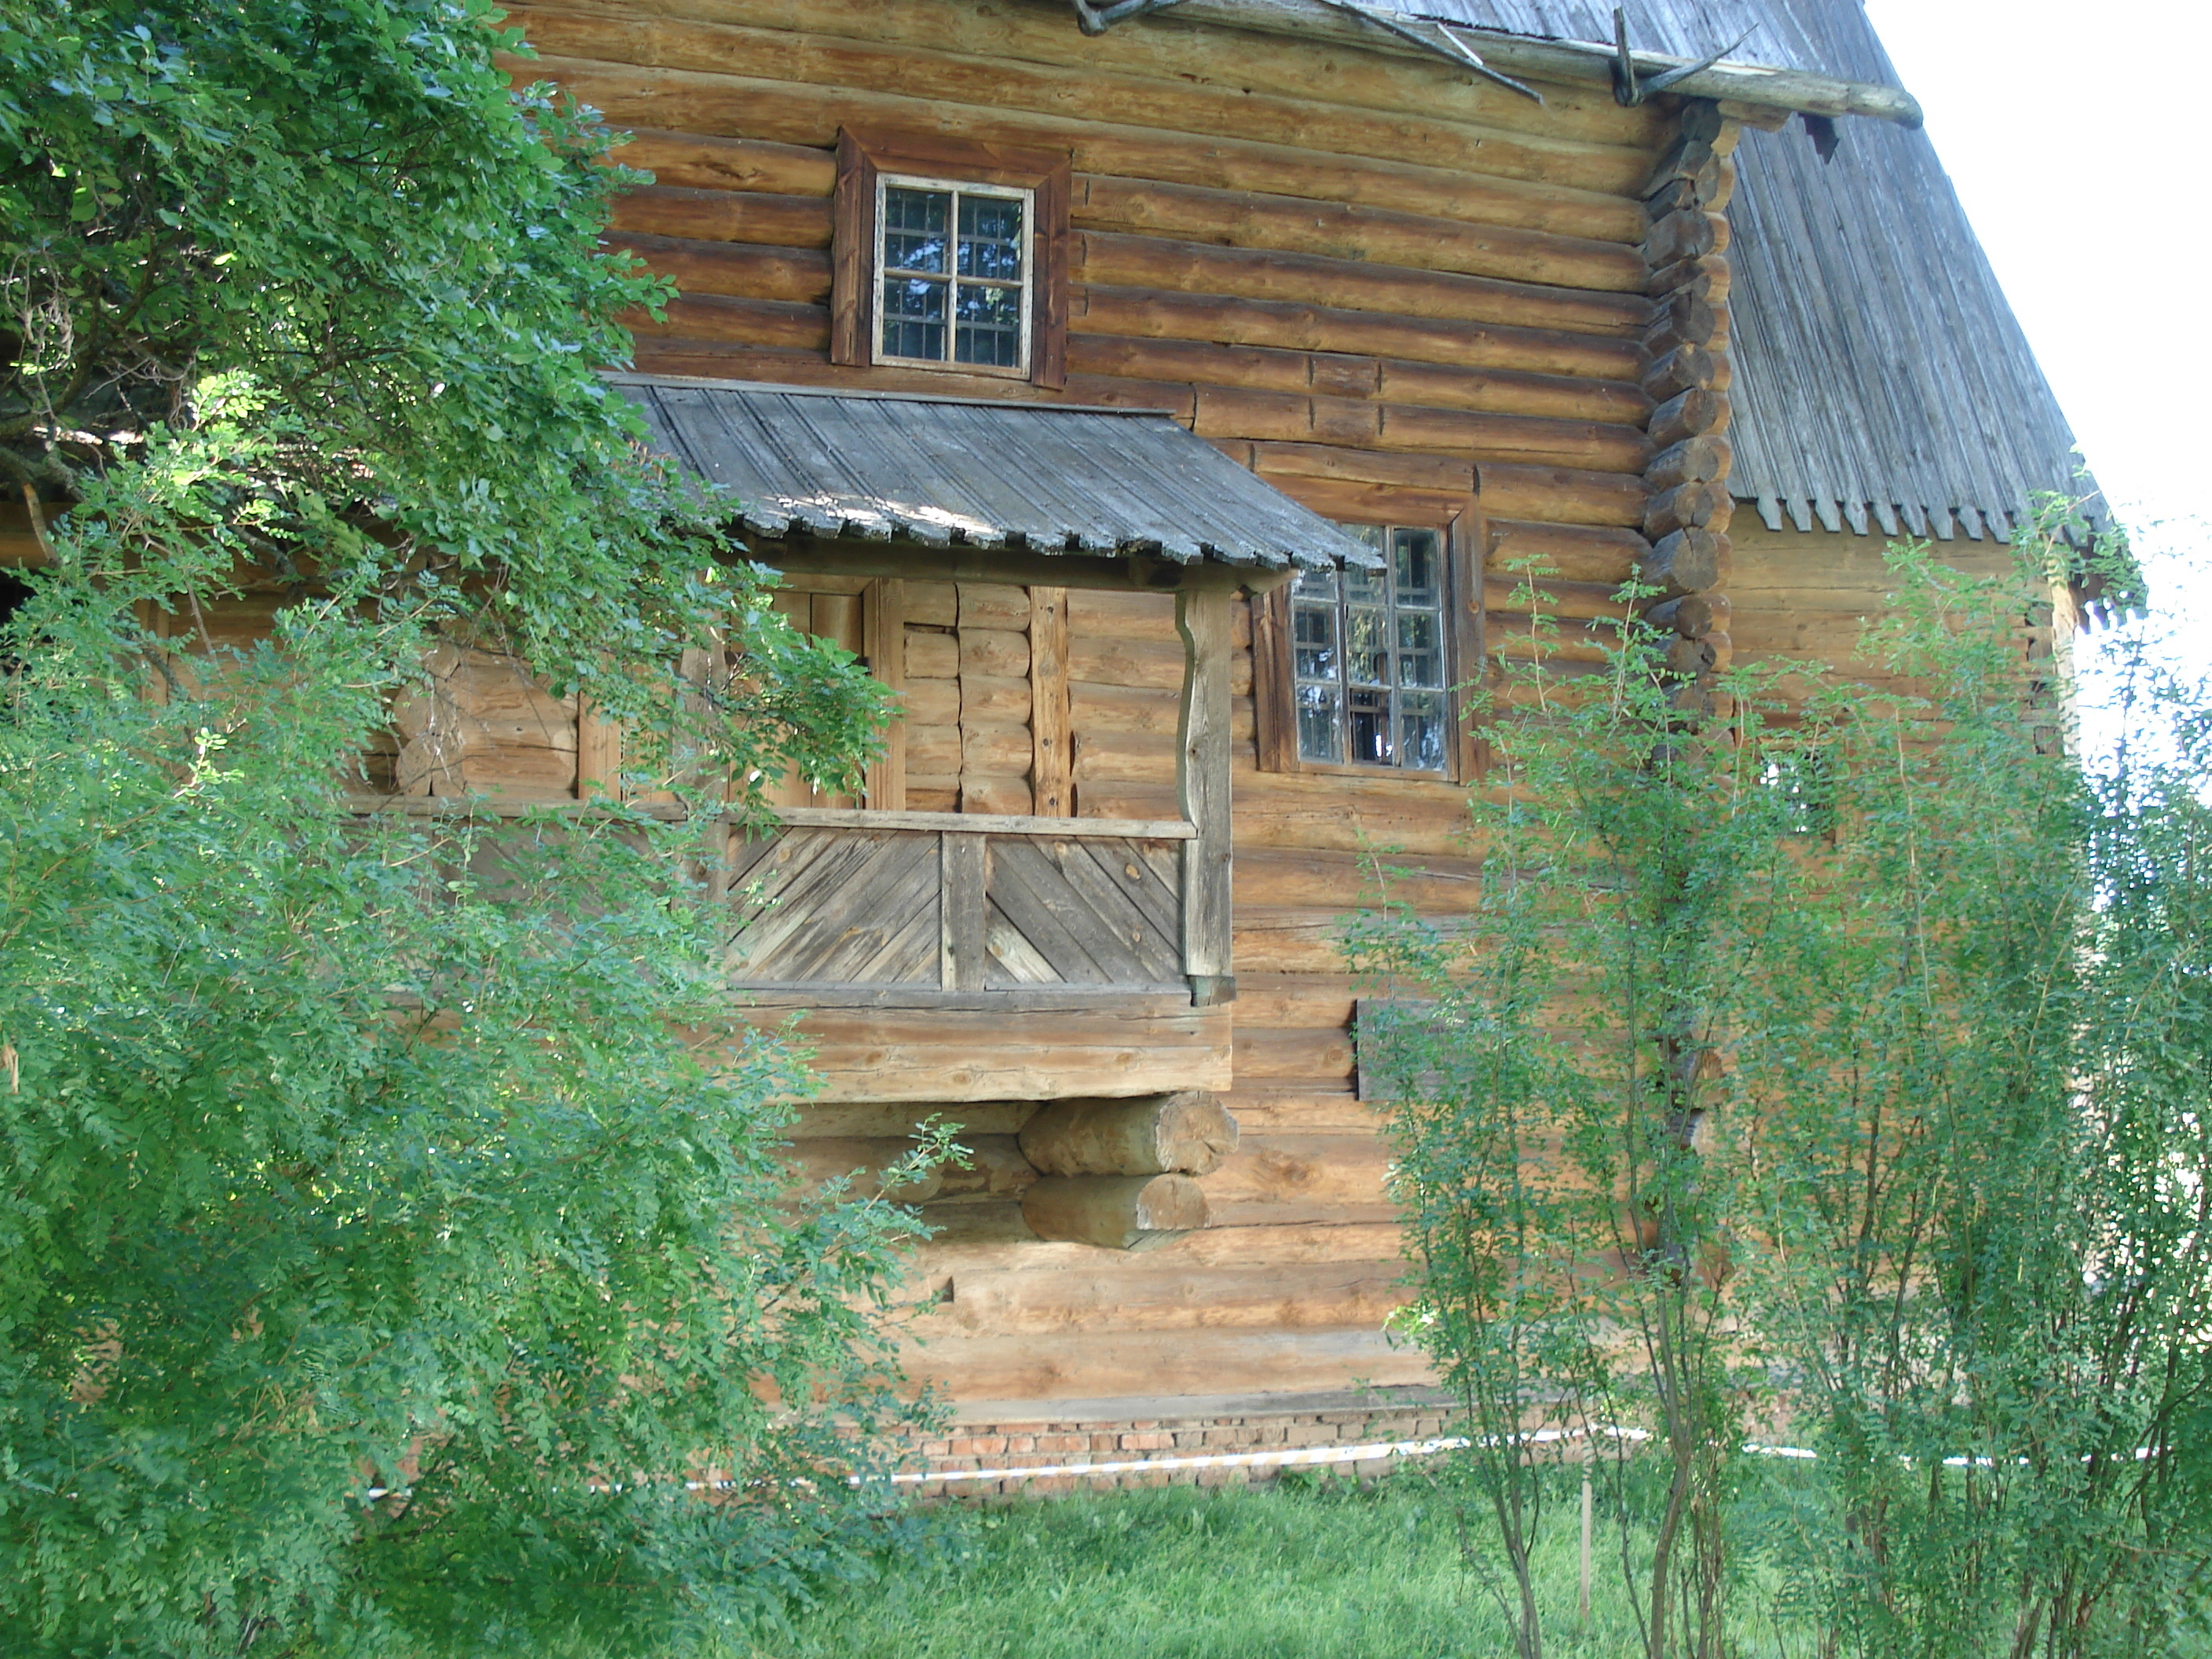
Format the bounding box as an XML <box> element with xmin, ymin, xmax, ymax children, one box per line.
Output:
<box><xmin>734</xmin><ymin>1463</ymin><xmax>1833</xmax><ymax>1659</ymax></box>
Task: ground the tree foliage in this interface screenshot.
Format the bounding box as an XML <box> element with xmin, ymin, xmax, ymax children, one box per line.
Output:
<box><xmin>1</xmin><ymin>2</ymin><xmax>930</xmax><ymax>1653</ymax></box>
<box><xmin>1361</xmin><ymin>522</ymin><xmax>2212</xmax><ymax>1657</ymax></box>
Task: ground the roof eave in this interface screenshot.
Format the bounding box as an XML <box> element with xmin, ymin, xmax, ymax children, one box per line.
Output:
<box><xmin>1111</xmin><ymin>0</ymin><xmax>1924</xmax><ymax>128</ymax></box>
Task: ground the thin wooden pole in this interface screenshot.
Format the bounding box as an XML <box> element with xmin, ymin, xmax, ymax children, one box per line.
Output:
<box><xmin>1580</xmin><ymin>1470</ymin><xmax>1594</xmax><ymax>1626</ymax></box>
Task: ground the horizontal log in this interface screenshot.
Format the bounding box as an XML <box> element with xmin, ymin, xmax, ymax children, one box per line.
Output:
<box><xmin>1639</xmin><ymin>344</ymin><xmax>1717</xmax><ymax>404</ymax></box>
<box><xmin>632</xmin><ymin>292</ymin><xmax>827</xmax><ymax>350</ymax></box>
<box><xmin>1646</xmin><ymin>388</ymin><xmax>1731</xmax><ymax>449</ymax></box>
<box><xmin>1482</xmin><ymin>519</ymin><xmax>1647</xmax><ymax>588</ymax></box>
<box><xmin>1019</xmin><ymin>1092</ymin><xmax>1240</xmax><ymax>1177</ymax></box>
<box><xmin>1236</xmin><ymin>1023</ymin><xmax>1356</xmax><ymax>1082</ymax></box>
<box><xmin>1207</xmin><ymin>1133</ymin><xmax>1394</xmax><ymax>1214</ymax></box>
<box><xmin>1646</xmin><ymin>253</ymin><xmax>1731</xmax><ymax>306</ymax></box>
<box><xmin>788</xmin><ymin>1100</ymin><xmax>1035</xmax><ymax>1139</ymax></box>
<box><xmin>906</xmin><ymin>723</ymin><xmax>961</xmax><ymax>775</ymax></box>
<box><xmin>961</xmin><ymin>722</ymin><xmax>1032</xmax><ymax>776</ymax></box>
<box><xmin>905</xmin><ymin>628</ymin><xmax>958</xmax><ymax>679</ymax></box>
<box><xmin>958</xmin><ymin>584</ymin><xmax>1032</xmax><ymax>630</ymax></box>
<box><xmin>958</xmin><ymin>673</ymin><xmax>1032</xmax><ymax>725</ymax></box>
<box><xmin>961</xmin><ymin>775</ymin><xmax>1034</xmax><ymax>818</ymax></box>
<box><xmin>1021</xmin><ymin>1174</ymin><xmax>1210</xmax><ymax>1250</ymax></box>
<box><xmin>901</xmin><ymin>679</ymin><xmax>959</xmax><ymax>728</ymax></box>
<box><xmin>1228</xmin><ymin>767</ymin><xmax>1479</xmax><ymax>858</ymax></box>
<box><xmin>917</xmin><ymin>1259</ymin><xmax>1409</xmax><ymax>1335</ymax></box>
<box><xmin>1643</xmin><ymin>209</ymin><xmax>1727</xmax><ymax>269</ymax></box>
<box><xmin>1478</xmin><ymin>463</ymin><xmax>1650</xmax><ymax>527</ymax></box>
<box><xmin>721</xmin><ymin>1000</ymin><xmax>1234</xmax><ymax>1101</ymax></box>
<box><xmin>1064</xmin><ymin>588</ymin><xmax>1178</xmax><ymax>643</ymax></box>
<box><xmin>513</xmin><ymin>12</ymin><xmax>1657</xmax><ymax>196</ymax></box>
<box><xmin>1482</xmin><ymin>575</ymin><xmax>1633</xmax><ymax>623</ymax></box>
<box><xmin>1076</xmin><ymin>232</ymin><xmax>1650</xmax><ymax>339</ymax></box>
<box><xmin>565</xmin><ymin>0</ymin><xmax>1661</xmax><ymax>151</ymax></box>
<box><xmin>1641</xmin><ymin>290</ymin><xmax>1719</xmax><ymax>353</ymax></box>
<box><xmin>608</xmin><ymin>127</ymin><xmax>833</xmax><ymax>193</ymax></box>
<box><xmin>1073</xmin><ymin>728</ymin><xmax>1176</xmax><ymax>785</ymax></box>
<box><xmin>1066</xmin><ymin>332</ymin><xmax>1646</xmax><ymax>427</ymax></box>
<box><xmin>1645</xmin><ymin>436</ymin><xmax>1731</xmax><ymax>491</ymax></box>
<box><xmin>900</xmin><ymin>1324</ymin><xmax>1433</xmax><ymax>1404</ymax></box>
<box><xmin>607</xmin><ymin>184</ymin><xmax>830</xmax><ymax>246</ymax></box>
<box><xmin>911</xmin><ymin>1217</ymin><xmax>1405</xmax><ymax>1276</ymax></box>
<box><xmin>1258</xmin><ymin>474</ymin><xmax>1475</xmax><ymax>529</ymax></box>
<box><xmin>1191</xmin><ymin>387</ymin><xmax>1649</xmax><ymax>472</ymax></box>
<box><xmin>1069</xmin><ymin>679</ymin><xmax>1181</xmax><ymax>738</ymax></box>
<box><xmin>1483</xmin><ymin>613</ymin><xmax>1619</xmax><ymax>664</ymax></box>
<box><xmin>1232</xmin><ymin>849</ymin><xmax>1478</xmax><ymax>914</ymax></box>
<box><xmin>785</xmin><ymin>1136</ymin><xmax>943</xmax><ymax>1202</ymax></box>
<box><xmin>603</xmin><ymin>230</ymin><xmax>830</xmax><ymax>302</ymax></box>
<box><xmin>1643</xmin><ymin>481</ymin><xmax>1733</xmax><ymax>543</ymax></box>
<box><xmin>1637</xmin><ymin>529</ymin><xmax>1731</xmax><ymax>598</ymax></box>
<box><xmin>1075</xmin><ymin>284</ymin><xmax>1643</xmax><ymax>382</ymax></box>
<box><xmin>1073</xmin><ymin>174</ymin><xmax>1647</xmax><ymax>294</ymax></box>
<box><xmin>1243</xmin><ymin>439</ymin><xmax>1474</xmax><ymax>493</ymax></box>
<box><xmin>1642</xmin><ymin>592</ymin><xmax>1722</xmax><ymax>639</ymax></box>
<box><xmin>960</xmin><ymin>628</ymin><xmax>1031</xmax><ymax>680</ymax></box>
<box><xmin>1068</xmin><ymin>634</ymin><xmax>1185</xmax><ymax>693</ymax></box>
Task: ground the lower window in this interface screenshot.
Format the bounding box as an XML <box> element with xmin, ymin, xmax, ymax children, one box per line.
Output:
<box><xmin>1289</xmin><ymin>525</ymin><xmax>1450</xmax><ymax>771</ymax></box>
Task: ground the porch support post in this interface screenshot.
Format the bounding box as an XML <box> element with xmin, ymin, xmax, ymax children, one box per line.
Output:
<box><xmin>1176</xmin><ymin>585</ymin><xmax>1236</xmax><ymax>1008</ymax></box>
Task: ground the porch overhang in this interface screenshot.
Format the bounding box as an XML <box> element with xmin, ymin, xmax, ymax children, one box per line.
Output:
<box><xmin>609</xmin><ymin>373</ymin><xmax>1382</xmax><ymax>591</ymax></box>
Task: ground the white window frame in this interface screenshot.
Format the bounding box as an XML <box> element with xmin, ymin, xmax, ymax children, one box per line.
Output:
<box><xmin>872</xmin><ymin>171</ymin><xmax>1035</xmax><ymax>379</ymax></box>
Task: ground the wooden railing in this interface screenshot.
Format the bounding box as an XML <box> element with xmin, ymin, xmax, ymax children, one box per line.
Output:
<box><xmin>721</xmin><ymin>808</ymin><xmax>1202</xmax><ymax>998</ymax></box>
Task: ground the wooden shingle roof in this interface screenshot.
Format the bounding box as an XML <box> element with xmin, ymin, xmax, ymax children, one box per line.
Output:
<box><xmin>1373</xmin><ymin>0</ymin><xmax>2100</xmax><ymax>541</ymax></box>
<box><xmin>612</xmin><ymin>375</ymin><xmax>1384</xmax><ymax>569</ymax></box>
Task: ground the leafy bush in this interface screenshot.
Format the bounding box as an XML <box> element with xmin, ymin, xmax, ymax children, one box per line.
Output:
<box><xmin>1361</xmin><ymin>522</ymin><xmax>2212</xmax><ymax>1657</ymax></box>
<box><xmin>1</xmin><ymin>2</ymin><xmax>932</xmax><ymax>1652</ymax></box>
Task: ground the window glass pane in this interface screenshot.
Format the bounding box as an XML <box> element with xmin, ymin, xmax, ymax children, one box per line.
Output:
<box><xmin>1393</xmin><ymin>528</ymin><xmax>1439</xmax><ymax>602</ymax></box>
<box><xmin>957</xmin><ymin>194</ymin><xmax>1026</xmax><ymax>281</ymax></box>
<box><xmin>1400</xmin><ymin>692</ymin><xmax>1446</xmax><ymax>772</ymax></box>
<box><xmin>881</xmin><ymin>276</ymin><xmax>947</xmax><ymax>361</ymax></box>
<box><xmin>1345</xmin><ymin>561</ymin><xmax>1384</xmax><ymax>603</ymax></box>
<box><xmin>1396</xmin><ymin>610</ymin><xmax>1442</xmax><ymax>687</ymax></box>
<box><xmin>1292</xmin><ymin>566</ymin><xmax>1339</xmax><ymax>601</ymax></box>
<box><xmin>953</xmin><ymin>281</ymin><xmax>1023</xmax><ymax>367</ymax></box>
<box><xmin>1291</xmin><ymin>601</ymin><xmax>1337</xmax><ymax>680</ymax></box>
<box><xmin>882</xmin><ymin>188</ymin><xmax>949</xmax><ymax>273</ymax></box>
<box><xmin>1295</xmin><ymin>683</ymin><xmax>1342</xmax><ymax>764</ymax></box>
<box><xmin>1350</xmin><ymin>687</ymin><xmax>1391</xmax><ymax>765</ymax></box>
<box><xmin>1346</xmin><ymin>606</ymin><xmax>1388</xmax><ymax>686</ymax></box>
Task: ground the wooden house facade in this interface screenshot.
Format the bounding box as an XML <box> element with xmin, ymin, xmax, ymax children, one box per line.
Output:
<box><xmin>298</xmin><ymin>0</ymin><xmax>2100</xmax><ymax>1474</ymax></box>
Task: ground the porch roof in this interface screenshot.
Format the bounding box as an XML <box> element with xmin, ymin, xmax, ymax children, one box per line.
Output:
<box><xmin>611</xmin><ymin>374</ymin><xmax>1383</xmax><ymax>571</ymax></box>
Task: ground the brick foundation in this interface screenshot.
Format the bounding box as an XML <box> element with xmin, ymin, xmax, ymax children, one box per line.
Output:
<box><xmin>899</xmin><ymin>1388</ymin><xmax>1456</xmax><ymax>1500</ymax></box>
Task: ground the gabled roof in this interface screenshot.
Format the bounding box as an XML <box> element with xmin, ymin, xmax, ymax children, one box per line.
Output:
<box><xmin>612</xmin><ymin>375</ymin><xmax>1383</xmax><ymax>569</ymax></box>
<box><xmin>1342</xmin><ymin>0</ymin><xmax>2101</xmax><ymax>542</ymax></box>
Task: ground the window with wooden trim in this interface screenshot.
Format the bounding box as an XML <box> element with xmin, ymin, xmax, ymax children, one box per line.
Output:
<box><xmin>1253</xmin><ymin>518</ymin><xmax>1483</xmax><ymax>782</ymax></box>
<box><xmin>875</xmin><ymin>175</ymin><xmax>1035</xmax><ymax>374</ymax></box>
<box><xmin>832</xmin><ymin>130</ymin><xmax>1071</xmax><ymax>390</ymax></box>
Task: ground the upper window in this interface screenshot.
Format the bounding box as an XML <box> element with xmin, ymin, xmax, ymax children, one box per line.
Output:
<box><xmin>875</xmin><ymin>176</ymin><xmax>1035</xmax><ymax>375</ymax></box>
<box><xmin>1289</xmin><ymin>526</ymin><xmax>1450</xmax><ymax>771</ymax></box>
<box><xmin>832</xmin><ymin>130</ymin><xmax>1071</xmax><ymax>390</ymax></box>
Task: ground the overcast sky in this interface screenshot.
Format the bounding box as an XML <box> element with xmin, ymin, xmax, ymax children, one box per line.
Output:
<box><xmin>1859</xmin><ymin>0</ymin><xmax>2211</xmax><ymax>727</ymax></box>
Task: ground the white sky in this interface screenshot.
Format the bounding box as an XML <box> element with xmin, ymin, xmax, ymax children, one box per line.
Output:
<box><xmin>1859</xmin><ymin>0</ymin><xmax>2212</xmax><ymax>738</ymax></box>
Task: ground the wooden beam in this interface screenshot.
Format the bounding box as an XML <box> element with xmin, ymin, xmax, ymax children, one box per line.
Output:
<box><xmin>1018</xmin><ymin>1091</ymin><xmax>1240</xmax><ymax>1177</ymax></box>
<box><xmin>940</xmin><ymin>830</ymin><xmax>987</xmax><ymax>994</ymax></box>
<box><xmin>1030</xmin><ymin>585</ymin><xmax>1073</xmax><ymax>818</ymax></box>
<box><xmin>862</xmin><ymin>577</ymin><xmax>906</xmax><ymax>811</ymax></box>
<box><xmin>1020</xmin><ymin>1173</ymin><xmax>1210</xmax><ymax>1251</ymax></box>
<box><xmin>1176</xmin><ymin>586</ymin><xmax>1235</xmax><ymax>1005</ymax></box>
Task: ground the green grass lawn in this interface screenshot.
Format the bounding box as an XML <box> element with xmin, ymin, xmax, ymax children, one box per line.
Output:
<box><xmin>733</xmin><ymin>1466</ymin><xmax>1818</xmax><ymax>1659</ymax></box>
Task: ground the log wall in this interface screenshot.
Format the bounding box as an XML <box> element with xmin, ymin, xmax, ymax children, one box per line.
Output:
<box><xmin>502</xmin><ymin>0</ymin><xmax>1709</xmax><ymax>1413</ymax></box>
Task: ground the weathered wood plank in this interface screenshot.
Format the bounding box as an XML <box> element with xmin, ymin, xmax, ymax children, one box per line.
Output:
<box><xmin>1030</xmin><ymin>586</ymin><xmax>1072</xmax><ymax>819</ymax></box>
<box><xmin>941</xmin><ymin>830</ymin><xmax>987</xmax><ymax>994</ymax></box>
<box><xmin>1177</xmin><ymin>587</ymin><xmax>1235</xmax><ymax>1003</ymax></box>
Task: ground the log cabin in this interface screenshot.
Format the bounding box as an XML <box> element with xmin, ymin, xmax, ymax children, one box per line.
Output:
<box><xmin>2</xmin><ymin>0</ymin><xmax>2104</xmax><ymax>1486</ymax></box>
<box><xmin>505</xmin><ymin>0</ymin><xmax>2108</xmax><ymax>1485</ymax></box>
